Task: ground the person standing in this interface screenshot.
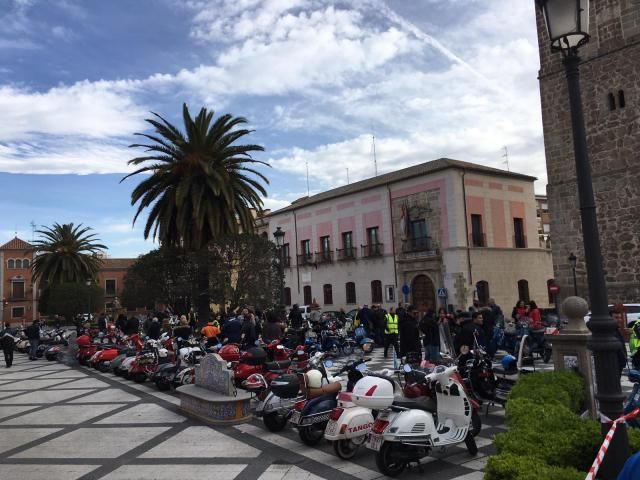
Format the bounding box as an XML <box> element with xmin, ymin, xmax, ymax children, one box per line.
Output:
<box><xmin>240</xmin><ymin>312</ymin><xmax>257</xmax><ymax>348</ymax></box>
<box><xmin>455</xmin><ymin>311</ymin><xmax>485</xmax><ymax>355</ymax></box>
<box><xmin>288</xmin><ymin>305</ymin><xmax>305</xmax><ymax>346</ymax></box>
<box><xmin>97</xmin><ymin>312</ymin><xmax>108</xmax><ymax>333</ymax></box>
<box><xmin>373</xmin><ymin>304</ymin><xmax>386</xmax><ymax>346</ymax></box>
<box><xmin>1</xmin><ymin>321</ymin><xmax>19</xmax><ymax>367</ymax></box>
<box><xmin>147</xmin><ymin>317</ymin><xmax>162</xmax><ymax>340</ymax></box>
<box><xmin>420</xmin><ymin>309</ymin><xmax>441</xmax><ymax>362</ymax></box>
<box><xmin>26</xmin><ymin>320</ymin><xmax>41</xmax><ymax>360</ymax></box>
<box><xmin>383</xmin><ymin>307</ymin><xmax>400</xmax><ymax>359</ymax></box>
<box><xmin>201</xmin><ymin>318</ymin><xmax>221</xmax><ymax>346</ymax></box>
<box><xmin>400</xmin><ymin>306</ymin><xmax>422</xmax><ymax>359</ymax></box>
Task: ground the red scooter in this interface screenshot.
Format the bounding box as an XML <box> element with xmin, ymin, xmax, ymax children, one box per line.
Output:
<box><xmin>234</xmin><ymin>346</ymin><xmax>292</xmax><ymax>388</ymax></box>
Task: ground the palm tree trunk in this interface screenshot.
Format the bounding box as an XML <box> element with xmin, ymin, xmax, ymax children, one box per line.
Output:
<box><xmin>196</xmin><ymin>249</ymin><xmax>210</xmax><ymax>328</ymax></box>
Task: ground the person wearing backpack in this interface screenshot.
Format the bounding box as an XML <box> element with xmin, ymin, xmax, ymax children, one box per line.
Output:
<box><xmin>1</xmin><ymin>321</ymin><xmax>19</xmax><ymax>367</ymax></box>
<box><xmin>26</xmin><ymin>320</ymin><xmax>41</xmax><ymax>360</ymax></box>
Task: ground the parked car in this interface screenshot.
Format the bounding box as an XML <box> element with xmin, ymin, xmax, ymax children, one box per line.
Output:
<box><xmin>584</xmin><ymin>304</ymin><xmax>640</xmax><ymax>327</ymax></box>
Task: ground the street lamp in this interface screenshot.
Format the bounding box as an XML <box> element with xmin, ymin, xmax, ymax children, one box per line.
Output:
<box><xmin>568</xmin><ymin>252</ymin><xmax>578</xmax><ymax>296</ymax></box>
<box><xmin>272</xmin><ymin>227</ymin><xmax>285</xmax><ymax>307</ymax></box>
<box><xmin>537</xmin><ymin>0</ymin><xmax>629</xmax><ymax>473</ymax></box>
<box><xmin>85</xmin><ymin>279</ymin><xmax>92</xmax><ymax>323</ymax></box>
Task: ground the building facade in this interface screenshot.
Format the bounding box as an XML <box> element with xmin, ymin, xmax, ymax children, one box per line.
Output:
<box><xmin>0</xmin><ymin>237</ymin><xmax>38</xmax><ymax>324</ymax></box>
<box><xmin>536</xmin><ymin>0</ymin><xmax>640</xmax><ymax>303</ymax></box>
<box><xmin>95</xmin><ymin>258</ymin><xmax>135</xmax><ymax>314</ymax></box>
<box><xmin>261</xmin><ymin>158</ymin><xmax>554</xmax><ymax>313</ymax></box>
<box><xmin>535</xmin><ymin>195</ymin><xmax>551</xmax><ymax>249</ymax></box>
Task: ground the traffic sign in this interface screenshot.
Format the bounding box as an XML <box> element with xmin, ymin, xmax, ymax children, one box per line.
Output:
<box><xmin>437</xmin><ymin>288</ymin><xmax>448</xmax><ymax>298</ymax></box>
<box><xmin>401</xmin><ymin>284</ymin><xmax>410</xmax><ymax>295</ymax></box>
<box><xmin>549</xmin><ymin>284</ymin><xmax>560</xmax><ymax>295</ymax></box>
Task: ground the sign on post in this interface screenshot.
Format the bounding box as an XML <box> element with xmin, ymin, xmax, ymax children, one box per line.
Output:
<box><xmin>437</xmin><ymin>288</ymin><xmax>448</xmax><ymax>298</ymax></box>
<box><xmin>549</xmin><ymin>284</ymin><xmax>560</xmax><ymax>295</ymax></box>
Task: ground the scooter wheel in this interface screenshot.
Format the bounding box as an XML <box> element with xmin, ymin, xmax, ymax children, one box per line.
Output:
<box><xmin>333</xmin><ymin>439</ymin><xmax>359</xmax><ymax>460</ymax></box>
<box><xmin>263</xmin><ymin>413</ymin><xmax>287</xmax><ymax>432</ymax></box>
<box><xmin>375</xmin><ymin>442</ymin><xmax>405</xmax><ymax>476</ymax></box>
<box><xmin>341</xmin><ymin>344</ymin><xmax>354</xmax><ymax>356</ymax></box>
<box><xmin>133</xmin><ymin>373</ymin><xmax>147</xmax><ymax>383</ymax></box>
<box><xmin>543</xmin><ymin>348</ymin><xmax>552</xmax><ymax>363</ymax></box>
<box><xmin>155</xmin><ymin>380</ymin><xmax>171</xmax><ymax>391</ymax></box>
<box><xmin>464</xmin><ymin>433</ymin><xmax>478</xmax><ymax>455</ymax></box>
<box><xmin>98</xmin><ymin>363</ymin><xmax>110</xmax><ymax>373</ymax></box>
<box><xmin>471</xmin><ymin>410</ymin><xmax>482</xmax><ymax>437</ymax></box>
<box><xmin>298</xmin><ymin>426</ymin><xmax>324</xmax><ymax>446</ymax></box>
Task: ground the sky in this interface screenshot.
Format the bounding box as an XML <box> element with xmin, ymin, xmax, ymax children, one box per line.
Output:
<box><xmin>0</xmin><ymin>0</ymin><xmax>545</xmax><ymax>257</ymax></box>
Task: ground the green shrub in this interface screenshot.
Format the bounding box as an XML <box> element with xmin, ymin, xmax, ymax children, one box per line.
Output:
<box><xmin>484</xmin><ymin>453</ymin><xmax>583</xmax><ymax>480</ymax></box>
<box><xmin>505</xmin><ymin>398</ymin><xmax>574</xmax><ymax>428</ymax></box>
<box><xmin>509</xmin><ymin>371</ymin><xmax>585</xmax><ymax>413</ymax></box>
<box><xmin>629</xmin><ymin>427</ymin><xmax>640</xmax><ymax>452</ymax></box>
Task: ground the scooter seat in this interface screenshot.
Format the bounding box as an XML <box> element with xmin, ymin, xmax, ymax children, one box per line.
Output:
<box><xmin>265</xmin><ymin>360</ymin><xmax>291</xmax><ymax>371</ymax></box>
<box><xmin>392</xmin><ymin>398</ymin><xmax>436</xmax><ymax>412</ymax></box>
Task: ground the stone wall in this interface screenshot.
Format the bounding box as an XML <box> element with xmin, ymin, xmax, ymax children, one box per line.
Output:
<box><xmin>537</xmin><ymin>0</ymin><xmax>640</xmax><ymax>303</ymax></box>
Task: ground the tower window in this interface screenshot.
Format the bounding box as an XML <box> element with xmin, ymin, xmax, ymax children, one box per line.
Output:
<box><xmin>618</xmin><ymin>90</ymin><xmax>625</xmax><ymax>109</ymax></box>
<box><xmin>607</xmin><ymin>93</ymin><xmax>616</xmax><ymax>111</ymax></box>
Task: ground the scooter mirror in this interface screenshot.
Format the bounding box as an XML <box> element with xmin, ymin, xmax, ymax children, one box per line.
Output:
<box><xmin>324</xmin><ymin>359</ymin><xmax>334</xmax><ymax>369</ymax></box>
<box><xmin>356</xmin><ymin>363</ymin><xmax>367</xmax><ymax>373</ymax></box>
<box><xmin>403</xmin><ymin>364</ymin><xmax>412</xmax><ymax>373</ymax></box>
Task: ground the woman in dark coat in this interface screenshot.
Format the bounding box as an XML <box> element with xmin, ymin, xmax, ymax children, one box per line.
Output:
<box><xmin>399</xmin><ymin>307</ymin><xmax>422</xmax><ymax>359</ymax></box>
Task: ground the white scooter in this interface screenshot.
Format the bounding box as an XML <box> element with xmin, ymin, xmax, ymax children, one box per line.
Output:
<box><xmin>364</xmin><ymin>364</ymin><xmax>477</xmax><ymax>476</ymax></box>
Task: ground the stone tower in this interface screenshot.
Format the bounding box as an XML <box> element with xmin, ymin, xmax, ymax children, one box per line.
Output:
<box><xmin>536</xmin><ymin>0</ymin><xmax>640</xmax><ymax>303</ymax></box>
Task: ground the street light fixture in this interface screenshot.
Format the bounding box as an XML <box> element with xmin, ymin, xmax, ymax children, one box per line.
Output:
<box><xmin>272</xmin><ymin>227</ymin><xmax>286</xmax><ymax>307</ymax></box>
<box><xmin>568</xmin><ymin>252</ymin><xmax>578</xmax><ymax>296</ymax></box>
<box><xmin>85</xmin><ymin>279</ymin><xmax>92</xmax><ymax>323</ymax></box>
<box><xmin>537</xmin><ymin>0</ymin><xmax>629</xmax><ymax>473</ymax></box>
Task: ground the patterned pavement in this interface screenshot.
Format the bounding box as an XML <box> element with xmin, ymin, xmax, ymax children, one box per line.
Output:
<box><xmin>0</xmin><ymin>348</ymin><xmax>634</xmax><ymax>480</ymax></box>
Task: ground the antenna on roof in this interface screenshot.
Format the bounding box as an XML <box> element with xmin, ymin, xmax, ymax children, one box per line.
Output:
<box><xmin>305</xmin><ymin>159</ymin><xmax>310</xmax><ymax>196</ymax></box>
<box><xmin>372</xmin><ymin>134</ymin><xmax>378</xmax><ymax>176</ymax></box>
<box><xmin>346</xmin><ymin>168</ymin><xmax>350</xmax><ymax>185</ymax></box>
<box><xmin>502</xmin><ymin>146</ymin><xmax>510</xmax><ymax>172</ymax></box>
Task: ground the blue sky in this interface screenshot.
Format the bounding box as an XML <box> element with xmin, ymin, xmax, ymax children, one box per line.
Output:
<box><xmin>0</xmin><ymin>0</ymin><xmax>544</xmax><ymax>257</ymax></box>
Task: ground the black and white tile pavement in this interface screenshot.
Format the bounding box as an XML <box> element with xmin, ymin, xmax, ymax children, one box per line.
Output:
<box><xmin>0</xmin><ymin>348</ymin><xmax>634</xmax><ymax>480</ymax></box>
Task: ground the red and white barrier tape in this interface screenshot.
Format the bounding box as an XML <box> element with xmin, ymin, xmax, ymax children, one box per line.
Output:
<box><xmin>585</xmin><ymin>408</ymin><xmax>640</xmax><ymax>480</ymax></box>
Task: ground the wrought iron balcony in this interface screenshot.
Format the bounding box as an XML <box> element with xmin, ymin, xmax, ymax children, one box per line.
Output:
<box><xmin>469</xmin><ymin>232</ymin><xmax>486</xmax><ymax>247</ymax></box>
<box><xmin>361</xmin><ymin>243</ymin><xmax>384</xmax><ymax>258</ymax></box>
<box><xmin>402</xmin><ymin>236</ymin><xmax>434</xmax><ymax>253</ymax></box>
<box><xmin>297</xmin><ymin>253</ymin><xmax>314</xmax><ymax>266</ymax></box>
<box><xmin>336</xmin><ymin>247</ymin><xmax>356</xmax><ymax>261</ymax></box>
<box><xmin>281</xmin><ymin>255</ymin><xmax>291</xmax><ymax>268</ymax></box>
<box><xmin>315</xmin><ymin>251</ymin><xmax>333</xmax><ymax>264</ymax></box>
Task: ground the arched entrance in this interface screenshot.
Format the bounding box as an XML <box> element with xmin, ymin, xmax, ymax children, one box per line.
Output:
<box><xmin>411</xmin><ymin>274</ymin><xmax>436</xmax><ymax>312</ymax></box>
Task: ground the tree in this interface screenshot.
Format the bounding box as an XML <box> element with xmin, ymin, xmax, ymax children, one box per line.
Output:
<box><xmin>39</xmin><ymin>282</ymin><xmax>104</xmax><ymax>324</ymax></box>
<box><xmin>120</xmin><ymin>247</ymin><xmax>196</xmax><ymax>311</ymax></box>
<box><xmin>31</xmin><ymin>223</ymin><xmax>106</xmax><ymax>285</ymax></box>
<box><xmin>122</xmin><ymin>103</ymin><xmax>269</xmax><ymax>325</ymax></box>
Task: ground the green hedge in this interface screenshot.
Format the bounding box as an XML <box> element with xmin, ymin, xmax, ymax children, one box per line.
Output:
<box><xmin>484</xmin><ymin>453</ymin><xmax>584</xmax><ymax>480</ymax></box>
<box><xmin>508</xmin><ymin>371</ymin><xmax>585</xmax><ymax>413</ymax></box>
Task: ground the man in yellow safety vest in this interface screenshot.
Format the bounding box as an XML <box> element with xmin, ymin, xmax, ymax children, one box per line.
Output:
<box><xmin>384</xmin><ymin>307</ymin><xmax>400</xmax><ymax>358</ymax></box>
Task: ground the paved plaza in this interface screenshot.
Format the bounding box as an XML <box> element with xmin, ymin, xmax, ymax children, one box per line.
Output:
<box><xmin>0</xmin><ymin>350</ymin><xmax>635</xmax><ymax>480</ymax></box>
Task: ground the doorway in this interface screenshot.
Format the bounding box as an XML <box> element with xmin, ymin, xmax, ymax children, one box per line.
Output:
<box><xmin>411</xmin><ymin>274</ymin><xmax>436</xmax><ymax>312</ymax></box>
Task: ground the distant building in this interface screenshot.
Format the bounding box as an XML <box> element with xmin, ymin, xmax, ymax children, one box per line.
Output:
<box><xmin>536</xmin><ymin>0</ymin><xmax>640</xmax><ymax>302</ymax></box>
<box><xmin>258</xmin><ymin>158</ymin><xmax>554</xmax><ymax>312</ymax></box>
<box><xmin>535</xmin><ymin>195</ymin><xmax>551</xmax><ymax>249</ymax></box>
<box><xmin>0</xmin><ymin>236</ymin><xmax>136</xmax><ymax>323</ymax></box>
<box><xmin>0</xmin><ymin>237</ymin><xmax>37</xmax><ymax>324</ymax></box>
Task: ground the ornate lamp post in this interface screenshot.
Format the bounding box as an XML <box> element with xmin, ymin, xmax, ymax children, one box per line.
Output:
<box><xmin>568</xmin><ymin>252</ymin><xmax>578</xmax><ymax>296</ymax></box>
<box><xmin>85</xmin><ymin>279</ymin><xmax>92</xmax><ymax>322</ymax></box>
<box><xmin>272</xmin><ymin>227</ymin><xmax>285</xmax><ymax>307</ymax></box>
<box><xmin>537</xmin><ymin>0</ymin><xmax>629</xmax><ymax>474</ymax></box>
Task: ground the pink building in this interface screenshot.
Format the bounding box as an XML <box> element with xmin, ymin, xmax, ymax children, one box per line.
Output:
<box><xmin>260</xmin><ymin>158</ymin><xmax>554</xmax><ymax>312</ymax></box>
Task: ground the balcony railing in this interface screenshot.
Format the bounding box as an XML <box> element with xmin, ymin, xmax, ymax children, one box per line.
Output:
<box><xmin>469</xmin><ymin>232</ymin><xmax>486</xmax><ymax>247</ymax></box>
<box><xmin>281</xmin><ymin>255</ymin><xmax>291</xmax><ymax>268</ymax></box>
<box><xmin>361</xmin><ymin>243</ymin><xmax>384</xmax><ymax>258</ymax></box>
<box><xmin>336</xmin><ymin>247</ymin><xmax>356</xmax><ymax>261</ymax></box>
<box><xmin>315</xmin><ymin>251</ymin><xmax>333</xmax><ymax>264</ymax></box>
<box><xmin>513</xmin><ymin>235</ymin><xmax>527</xmax><ymax>249</ymax></box>
<box><xmin>297</xmin><ymin>253</ymin><xmax>314</xmax><ymax>266</ymax></box>
<box><xmin>403</xmin><ymin>235</ymin><xmax>434</xmax><ymax>253</ymax></box>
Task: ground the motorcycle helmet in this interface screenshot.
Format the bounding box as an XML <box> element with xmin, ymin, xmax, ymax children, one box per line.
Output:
<box><xmin>218</xmin><ymin>344</ymin><xmax>240</xmax><ymax>362</ymax></box>
<box><xmin>360</xmin><ymin>338</ymin><xmax>375</xmax><ymax>353</ymax></box>
<box><xmin>305</xmin><ymin>369</ymin><xmax>323</xmax><ymax>389</ymax></box>
<box><xmin>501</xmin><ymin>354</ymin><xmax>517</xmax><ymax>373</ymax></box>
<box><xmin>157</xmin><ymin>348</ymin><xmax>168</xmax><ymax>358</ymax></box>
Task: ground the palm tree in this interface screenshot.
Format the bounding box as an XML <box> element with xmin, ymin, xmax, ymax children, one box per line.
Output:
<box><xmin>122</xmin><ymin>103</ymin><xmax>269</xmax><ymax>324</ymax></box>
<box><xmin>32</xmin><ymin>223</ymin><xmax>106</xmax><ymax>284</ymax></box>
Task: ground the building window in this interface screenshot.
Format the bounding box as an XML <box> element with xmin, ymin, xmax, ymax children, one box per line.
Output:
<box><xmin>365</xmin><ymin>227</ymin><xmax>381</xmax><ymax>256</ymax></box>
<box><xmin>7</xmin><ymin>259</ymin><xmax>14</xmax><ymax>269</ymax></box>
<box><xmin>323</xmin><ymin>284</ymin><xmax>333</xmax><ymax>305</ymax></box>
<box><xmin>15</xmin><ymin>259</ymin><xmax>23</xmax><ymax>269</ymax></box>
<box><xmin>105</xmin><ymin>279</ymin><xmax>116</xmax><ymax>296</ymax></box>
<box><xmin>618</xmin><ymin>90</ymin><xmax>625</xmax><ymax>109</ymax></box>
<box><xmin>513</xmin><ymin>218</ymin><xmax>526</xmax><ymax>248</ymax></box>
<box><xmin>543</xmin><ymin>224</ymin><xmax>550</xmax><ymax>233</ymax></box>
<box><xmin>282</xmin><ymin>243</ymin><xmax>290</xmax><ymax>267</ymax></box>
<box><xmin>283</xmin><ymin>287</ymin><xmax>292</xmax><ymax>306</ymax></box>
<box><xmin>385</xmin><ymin>285</ymin><xmax>395</xmax><ymax>302</ymax></box>
<box><xmin>517</xmin><ymin>279</ymin><xmax>530</xmax><ymax>303</ymax></box>
<box><xmin>476</xmin><ymin>280</ymin><xmax>490</xmax><ymax>306</ymax></box>
<box><xmin>470</xmin><ymin>214</ymin><xmax>485</xmax><ymax>247</ymax></box>
<box><xmin>608</xmin><ymin>93</ymin><xmax>616</xmax><ymax>111</ymax></box>
<box><xmin>301</xmin><ymin>240</ymin><xmax>311</xmax><ymax>263</ymax></box>
<box><xmin>22</xmin><ymin>258</ymin><xmax>29</xmax><ymax>268</ymax></box>
<box><xmin>371</xmin><ymin>280</ymin><xmax>382</xmax><ymax>303</ymax></box>
<box><xmin>345</xmin><ymin>282</ymin><xmax>357</xmax><ymax>304</ymax></box>
<box><xmin>409</xmin><ymin>219</ymin><xmax>429</xmax><ymax>250</ymax></box>
<box><xmin>303</xmin><ymin>285</ymin><xmax>312</xmax><ymax>305</ymax></box>
<box><xmin>367</xmin><ymin>227</ymin><xmax>379</xmax><ymax>246</ymax></box>
<box><xmin>342</xmin><ymin>231</ymin><xmax>354</xmax><ymax>258</ymax></box>
<box><xmin>11</xmin><ymin>281</ymin><xmax>25</xmax><ymax>299</ymax></box>
<box><xmin>11</xmin><ymin>306</ymin><xmax>25</xmax><ymax>318</ymax></box>
<box><xmin>320</xmin><ymin>236</ymin><xmax>331</xmax><ymax>262</ymax></box>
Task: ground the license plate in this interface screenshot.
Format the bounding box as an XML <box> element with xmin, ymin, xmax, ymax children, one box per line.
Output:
<box><xmin>367</xmin><ymin>433</ymin><xmax>383</xmax><ymax>451</ymax></box>
<box><xmin>325</xmin><ymin>420</ymin><xmax>338</xmax><ymax>436</ymax></box>
<box><xmin>290</xmin><ymin>410</ymin><xmax>301</xmax><ymax>424</ymax></box>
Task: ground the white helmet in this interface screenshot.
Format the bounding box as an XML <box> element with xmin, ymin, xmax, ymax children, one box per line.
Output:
<box><xmin>306</xmin><ymin>369</ymin><xmax>323</xmax><ymax>389</ymax></box>
<box><xmin>157</xmin><ymin>348</ymin><xmax>168</xmax><ymax>358</ymax></box>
